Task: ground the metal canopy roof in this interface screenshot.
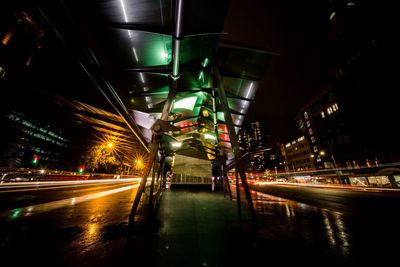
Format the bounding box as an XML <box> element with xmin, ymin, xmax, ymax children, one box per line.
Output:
<box><xmin>38</xmin><ymin>0</ymin><xmax>272</xmax><ymax>164</ymax></box>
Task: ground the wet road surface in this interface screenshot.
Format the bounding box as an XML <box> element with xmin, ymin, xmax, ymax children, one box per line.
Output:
<box><xmin>0</xmin><ymin>180</ymin><xmax>139</xmax><ymax>266</ymax></box>
<box><xmin>1</xmin><ymin>181</ymin><xmax>399</xmax><ymax>266</ymax></box>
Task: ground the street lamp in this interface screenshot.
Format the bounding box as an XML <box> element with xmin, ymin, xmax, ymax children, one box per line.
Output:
<box><xmin>134</xmin><ymin>158</ymin><xmax>144</xmax><ymax>175</ymax></box>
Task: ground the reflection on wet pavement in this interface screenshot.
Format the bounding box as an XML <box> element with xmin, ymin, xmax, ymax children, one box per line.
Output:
<box><xmin>231</xmin><ymin>187</ymin><xmax>353</xmax><ymax>263</ymax></box>
<box><xmin>1</xmin><ymin>183</ymin><xmax>399</xmax><ymax>267</ymax></box>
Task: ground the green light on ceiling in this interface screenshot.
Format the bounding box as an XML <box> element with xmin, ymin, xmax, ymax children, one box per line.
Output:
<box><xmin>202</xmin><ymin>58</ymin><xmax>209</xmax><ymax>67</ymax></box>
<box><xmin>161</xmin><ymin>51</ymin><xmax>169</xmax><ymax>61</ymax></box>
<box><xmin>173</xmin><ymin>96</ymin><xmax>198</xmax><ymax>110</ymax></box>
<box><xmin>138</xmin><ymin>33</ymin><xmax>172</xmax><ymax>66</ymax></box>
<box><xmin>217</xmin><ymin>112</ymin><xmax>225</xmax><ymax>121</ymax></box>
<box><xmin>198</xmin><ymin>71</ymin><xmax>204</xmax><ymax>83</ymax></box>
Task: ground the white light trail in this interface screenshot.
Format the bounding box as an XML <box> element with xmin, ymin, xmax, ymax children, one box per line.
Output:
<box><xmin>132</xmin><ymin>47</ymin><xmax>139</xmax><ymax>62</ymax></box>
<box><xmin>1</xmin><ymin>184</ymin><xmax>139</xmax><ymax>220</ymax></box>
<box><xmin>119</xmin><ymin>0</ymin><xmax>128</xmax><ymax>22</ymax></box>
<box><xmin>245</xmin><ymin>82</ymin><xmax>254</xmax><ymax>99</ymax></box>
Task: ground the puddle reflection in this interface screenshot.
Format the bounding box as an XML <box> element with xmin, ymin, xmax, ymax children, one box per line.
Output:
<box><xmin>233</xmin><ymin>187</ymin><xmax>352</xmax><ymax>257</ymax></box>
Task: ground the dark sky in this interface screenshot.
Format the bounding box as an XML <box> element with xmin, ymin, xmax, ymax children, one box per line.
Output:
<box><xmin>222</xmin><ymin>0</ymin><xmax>328</xmax><ymax>140</ymax></box>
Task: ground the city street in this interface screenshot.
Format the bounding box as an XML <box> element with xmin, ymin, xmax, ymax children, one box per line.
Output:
<box><xmin>1</xmin><ymin>181</ymin><xmax>399</xmax><ymax>266</ymax></box>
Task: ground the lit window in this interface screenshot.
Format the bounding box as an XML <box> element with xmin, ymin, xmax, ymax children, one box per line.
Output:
<box><xmin>321</xmin><ymin>111</ymin><xmax>325</xmax><ymax>118</ymax></box>
<box><xmin>306</xmin><ymin>121</ymin><xmax>311</xmax><ymax>127</ymax></box>
<box><xmin>304</xmin><ymin>111</ymin><xmax>308</xmax><ymax>119</ymax></box>
<box><xmin>308</xmin><ymin>128</ymin><xmax>313</xmax><ymax>135</ymax></box>
<box><xmin>311</xmin><ymin>136</ymin><xmax>315</xmax><ymax>143</ymax></box>
<box><xmin>334</xmin><ymin>103</ymin><xmax>339</xmax><ymax>110</ymax></box>
<box><xmin>313</xmin><ymin>146</ymin><xmax>318</xmax><ymax>152</ymax></box>
<box><xmin>327</xmin><ymin>107</ymin><xmax>333</xmax><ymax>114</ymax></box>
<box><xmin>330</xmin><ymin>12</ymin><xmax>336</xmax><ymax>20</ymax></box>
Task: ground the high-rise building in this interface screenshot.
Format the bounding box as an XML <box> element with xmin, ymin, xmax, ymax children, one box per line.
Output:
<box><xmin>238</xmin><ymin>122</ymin><xmax>266</xmax><ymax>153</ymax></box>
<box><xmin>238</xmin><ymin>122</ymin><xmax>268</xmax><ymax>171</ymax></box>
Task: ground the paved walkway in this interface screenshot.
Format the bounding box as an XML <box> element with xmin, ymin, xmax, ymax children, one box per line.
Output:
<box><xmin>122</xmin><ymin>186</ymin><xmax>351</xmax><ymax>267</ymax></box>
<box><xmin>125</xmin><ymin>188</ymin><xmax>254</xmax><ymax>267</ymax></box>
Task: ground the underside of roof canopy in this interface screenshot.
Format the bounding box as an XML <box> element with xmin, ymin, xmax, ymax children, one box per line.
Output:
<box><xmin>36</xmin><ymin>0</ymin><xmax>272</xmax><ymax>165</ymax></box>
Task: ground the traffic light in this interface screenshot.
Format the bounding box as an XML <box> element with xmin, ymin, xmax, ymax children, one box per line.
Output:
<box><xmin>32</xmin><ymin>155</ymin><xmax>39</xmax><ymax>164</ymax></box>
<box><xmin>78</xmin><ymin>166</ymin><xmax>85</xmax><ymax>174</ymax></box>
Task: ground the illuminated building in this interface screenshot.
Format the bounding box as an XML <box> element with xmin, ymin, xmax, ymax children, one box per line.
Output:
<box><xmin>0</xmin><ymin>111</ymin><xmax>68</xmax><ymax>168</ymax></box>
<box><xmin>281</xmin><ymin>136</ymin><xmax>315</xmax><ymax>172</ymax></box>
<box><xmin>238</xmin><ymin>122</ymin><xmax>266</xmax><ymax>153</ymax></box>
<box><xmin>238</xmin><ymin>122</ymin><xmax>268</xmax><ymax>171</ymax></box>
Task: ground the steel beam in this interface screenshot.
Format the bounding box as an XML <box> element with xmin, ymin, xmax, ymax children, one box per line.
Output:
<box><xmin>212</xmin><ymin>67</ymin><xmax>256</xmax><ymax>220</ymax></box>
<box><xmin>129</xmin><ymin>0</ymin><xmax>184</xmax><ymax>224</ymax></box>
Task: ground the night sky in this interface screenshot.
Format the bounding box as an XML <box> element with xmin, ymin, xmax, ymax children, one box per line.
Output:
<box><xmin>223</xmin><ymin>0</ymin><xmax>328</xmax><ymax>140</ymax></box>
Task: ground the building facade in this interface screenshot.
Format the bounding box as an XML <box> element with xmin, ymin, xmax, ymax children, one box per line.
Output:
<box><xmin>281</xmin><ymin>136</ymin><xmax>316</xmax><ymax>172</ymax></box>
<box><xmin>0</xmin><ymin>111</ymin><xmax>68</xmax><ymax>168</ymax></box>
<box><xmin>238</xmin><ymin>122</ymin><xmax>268</xmax><ymax>172</ymax></box>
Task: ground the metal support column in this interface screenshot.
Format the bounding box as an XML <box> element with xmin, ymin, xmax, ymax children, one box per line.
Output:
<box><xmin>235</xmin><ymin>167</ymin><xmax>242</xmax><ymax>220</ymax></box>
<box><xmin>213</xmin><ymin>67</ymin><xmax>256</xmax><ymax>220</ymax></box>
<box><xmin>129</xmin><ymin>138</ymin><xmax>160</xmax><ymax>224</ymax></box>
<box><xmin>222</xmin><ymin>161</ymin><xmax>233</xmax><ymax>200</ymax></box>
<box><xmin>128</xmin><ymin>0</ymin><xmax>184</xmax><ymax>225</ymax></box>
<box><xmin>148</xmin><ymin>160</ymin><xmax>158</xmax><ymax>211</ymax></box>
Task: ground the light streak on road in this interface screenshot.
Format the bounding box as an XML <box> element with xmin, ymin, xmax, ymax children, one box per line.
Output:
<box><xmin>0</xmin><ymin>178</ymin><xmax>140</xmax><ymax>192</ymax></box>
<box><xmin>253</xmin><ymin>181</ymin><xmax>400</xmax><ymax>192</ymax></box>
<box><xmin>1</xmin><ymin>184</ymin><xmax>139</xmax><ymax>220</ymax></box>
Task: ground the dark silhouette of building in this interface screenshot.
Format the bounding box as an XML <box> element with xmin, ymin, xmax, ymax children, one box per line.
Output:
<box><xmin>292</xmin><ymin>0</ymin><xmax>400</xmax><ymax>170</ymax></box>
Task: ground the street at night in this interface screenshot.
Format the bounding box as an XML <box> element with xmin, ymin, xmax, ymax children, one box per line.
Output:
<box><xmin>1</xmin><ymin>181</ymin><xmax>399</xmax><ymax>266</ymax></box>
<box><xmin>1</xmin><ymin>0</ymin><xmax>399</xmax><ymax>266</ymax></box>
<box><xmin>0</xmin><ymin>179</ymin><xmax>139</xmax><ymax>266</ymax></box>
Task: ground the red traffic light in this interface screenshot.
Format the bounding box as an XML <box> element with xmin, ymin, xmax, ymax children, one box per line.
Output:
<box><xmin>78</xmin><ymin>166</ymin><xmax>85</xmax><ymax>173</ymax></box>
